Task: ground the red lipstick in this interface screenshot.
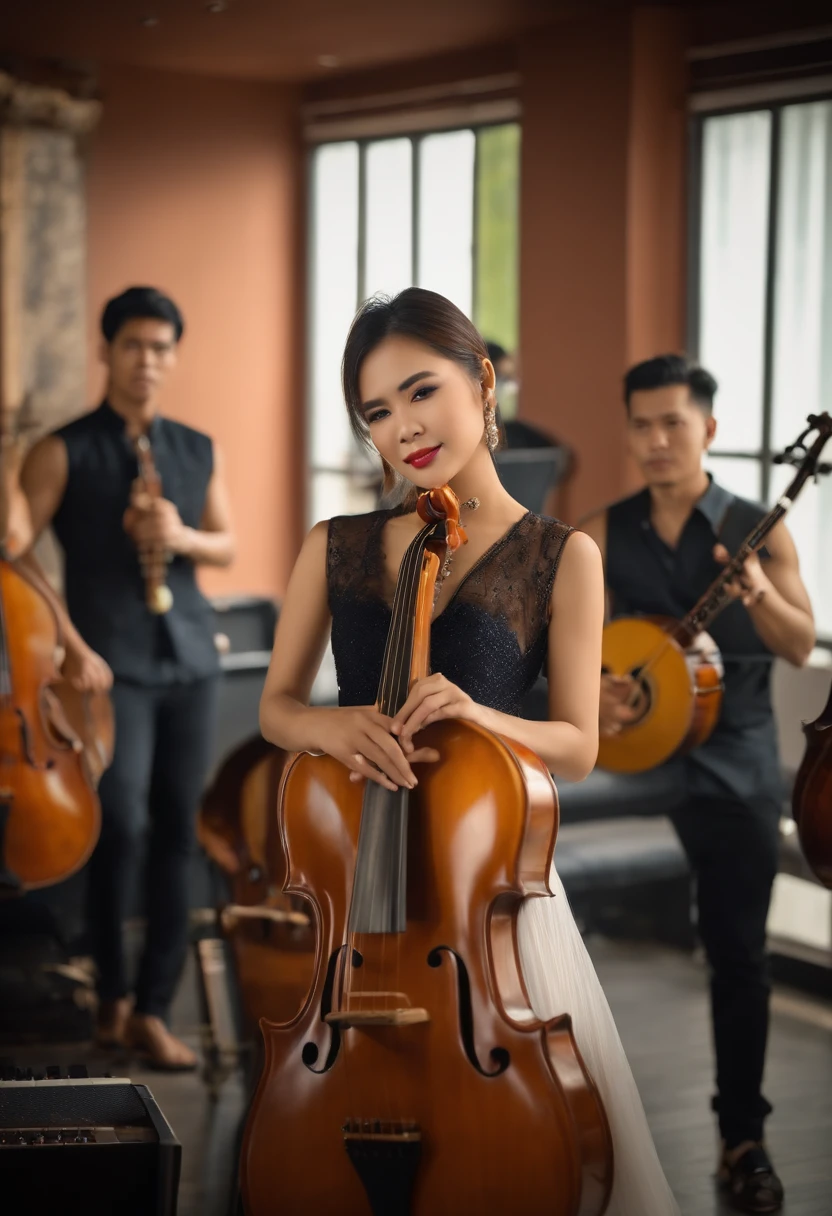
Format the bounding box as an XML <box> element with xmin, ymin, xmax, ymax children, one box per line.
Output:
<box><xmin>404</xmin><ymin>445</ymin><xmax>442</xmax><ymax>469</ymax></box>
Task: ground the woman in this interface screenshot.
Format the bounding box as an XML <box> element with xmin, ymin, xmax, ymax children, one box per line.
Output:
<box><xmin>260</xmin><ymin>287</ymin><xmax>679</xmax><ymax>1214</ymax></box>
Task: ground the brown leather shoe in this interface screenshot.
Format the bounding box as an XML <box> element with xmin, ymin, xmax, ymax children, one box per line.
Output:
<box><xmin>124</xmin><ymin>1013</ymin><xmax>198</xmax><ymax>1072</ymax></box>
<box><xmin>95</xmin><ymin>997</ymin><xmax>132</xmax><ymax>1048</ymax></box>
<box><xmin>718</xmin><ymin>1142</ymin><xmax>784</xmax><ymax>1213</ymax></box>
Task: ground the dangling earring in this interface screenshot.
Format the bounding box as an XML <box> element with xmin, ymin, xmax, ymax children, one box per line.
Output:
<box><xmin>380</xmin><ymin>457</ymin><xmax>396</xmax><ymax>494</ymax></box>
<box><xmin>484</xmin><ymin>400</ymin><xmax>499</xmax><ymax>452</ymax></box>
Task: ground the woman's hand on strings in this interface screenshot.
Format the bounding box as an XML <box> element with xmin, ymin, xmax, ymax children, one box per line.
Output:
<box><xmin>390</xmin><ymin>674</ymin><xmax>479</xmax><ymax>753</ymax></box>
<box><xmin>320</xmin><ymin>705</ymin><xmax>437</xmax><ymax>791</ymax></box>
<box><xmin>712</xmin><ymin>543</ymin><xmax>770</xmax><ymax>608</ymax></box>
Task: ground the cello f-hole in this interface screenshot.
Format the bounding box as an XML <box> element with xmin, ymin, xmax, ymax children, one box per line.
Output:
<box><xmin>427</xmin><ymin>946</ymin><xmax>510</xmax><ymax>1078</ymax></box>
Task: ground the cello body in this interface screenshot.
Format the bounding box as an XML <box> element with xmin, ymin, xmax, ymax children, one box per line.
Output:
<box><xmin>0</xmin><ymin>558</ymin><xmax>105</xmax><ymax>893</ymax></box>
<box><xmin>793</xmin><ymin>677</ymin><xmax>832</xmax><ymax>889</ymax></box>
<box><xmin>241</xmin><ymin>485</ymin><xmax>614</xmax><ymax>1215</ymax></box>
<box><xmin>241</xmin><ymin>726</ymin><xmax>612</xmax><ymax>1215</ymax></box>
<box><xmin>51</xmin><ymin>677</ymin><xmax>115</xmax><ymax>792</ymax></box>
<box><xmin>198</xmin><ymin>735</ymin><xmax>315</xmax><ymax>1031</ymax></box>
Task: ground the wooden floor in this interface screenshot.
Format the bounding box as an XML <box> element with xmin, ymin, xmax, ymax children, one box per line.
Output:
<box><xmin>8</xmin><ymin>938</ymin><xmax>832</xmax><ymax>1215</ymax></box>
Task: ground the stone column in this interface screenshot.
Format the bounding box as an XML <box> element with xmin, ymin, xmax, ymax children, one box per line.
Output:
<box><xmin>0</xmin><ymin>72</ymin><xmax>101</xmax><ymax>578</ymax></box>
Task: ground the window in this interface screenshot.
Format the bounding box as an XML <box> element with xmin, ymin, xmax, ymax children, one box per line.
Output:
<box><xmin>692</xmin><ymin>98</ymin><xmax>832</xmax><ymax>639</ymax></box>
<box><xmin>308</xmin><ymin>123</ymin><xmax>520</xmax><ymax>526</ymax></box>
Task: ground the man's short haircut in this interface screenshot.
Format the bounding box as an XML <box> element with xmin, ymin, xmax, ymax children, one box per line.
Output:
<box><xmin>101</xmin><ymin>286</ymin><xmax>184</xmax><ymax>343</ymax></box>
<box><xmin>624</xmin><ymin>353</ymin><xmax>717</xmax><ymax>413</ymax></box>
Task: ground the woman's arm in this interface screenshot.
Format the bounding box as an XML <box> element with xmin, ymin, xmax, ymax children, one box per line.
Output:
<box><xmin>537</xmin><ymin>529</ymin><xmax>603</xmax><ymax>780</ymax></box>
<box><xmin>259</xmin><ymin>521</ymin><xmax>338</xmax><ymax>753</ymax></box>
<box><xmin>259</xmin><ymin>521</ymin><xmax>426</xmax><ymax>791</ymax></box>
<box><xmin>391</xmin><ymin>530</ymin><xmax>605</xmax><ymax>782</ymax></box>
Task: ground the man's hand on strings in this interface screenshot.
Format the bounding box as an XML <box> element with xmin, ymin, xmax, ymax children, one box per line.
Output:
<box><xmin>389</xmin><ymin>673</ymin><xmax>479</xmax><ymax>754</ymax></box>
<box><xmin>599</xmin><ymin>673</ymin><xmax>640</xmax><ymax>738</ymax></box>
<box><xmin>713</xmin><ymin>543</ymin><xmax>770</xmax><ymax>608</ymax></box>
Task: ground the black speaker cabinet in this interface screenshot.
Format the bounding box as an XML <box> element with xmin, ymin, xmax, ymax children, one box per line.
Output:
<box><xmin>0</xmin><ymin>1078</ymin><xmax>180</xmax><ymax>1215</ymax></box>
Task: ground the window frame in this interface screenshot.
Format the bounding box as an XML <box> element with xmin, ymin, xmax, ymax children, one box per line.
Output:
<box><xmin>687</xmin><ymin>88</ymin><xmax>832</xmax><ymax>646</ymax></box>
<box><xmin>305</xmin><ymin>120</ymin><xmax>519</xmax><ymax>521</ymax></box>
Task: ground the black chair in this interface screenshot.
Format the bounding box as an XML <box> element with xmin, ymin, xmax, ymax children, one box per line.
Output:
<box><xmin>210</xmin><ymin>595</ymin><xmax>278</xmax><ymax>779</ymax></box>
<box><xmin>495</xmin><ymin>419</ymin><xmax>573</xmax><ymax>515</ymax></box>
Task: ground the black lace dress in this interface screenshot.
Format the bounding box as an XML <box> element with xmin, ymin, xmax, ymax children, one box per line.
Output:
<box><xmin>327</xmin><ymin>508</ymin><xmax>571</xmax><ymax>711</ymax></box>
<box><xmin>323</xmin><ymin>507</ymin><xmax>679</xmax><ymax>1214</ymax></box>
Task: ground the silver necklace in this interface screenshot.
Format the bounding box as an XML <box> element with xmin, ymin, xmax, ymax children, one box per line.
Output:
<box><xmin>435</xmin><ymin>497</ymin><xmax>480</xmax><ymax>600</ymax></box>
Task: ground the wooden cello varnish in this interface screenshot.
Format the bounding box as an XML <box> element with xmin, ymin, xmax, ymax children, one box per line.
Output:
<box><xmin>793</xmin><ymin>676</ymin><xmax>832</xmax><ymax>889</ymax></box>
<box><xmin>0</xmin><ymin>410</ymin><xmax>111</xmax><ymax>893</ymax></box>
<box><xmin>198</xmin><ymin>736</ymin><xmax>316</xmax><ymax>1032</ymax></box>
<box><xmin>240</xmin><ymin>485</ymin><xmax>613</xmax><ymax>1216</ymax></box>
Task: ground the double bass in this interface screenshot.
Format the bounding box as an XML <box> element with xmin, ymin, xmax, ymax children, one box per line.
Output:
<box><xmin>792</xmin><ymin>676</ymin><xmax>832</xmax><ymax>889</ymax></box>
<box><xmin>241</xmin><ymin>485</ymin><xmax>613</xmax><ymax>1216</ymax></box>
<box><xmin>599</xmin><ymin>412</ymin><xmax>832</xmax><ymax>774</ymax></box>
<box><xmin>0</xmin><ymin>412</ymin><xmax>114</xmax><ymax>894</ymax></box>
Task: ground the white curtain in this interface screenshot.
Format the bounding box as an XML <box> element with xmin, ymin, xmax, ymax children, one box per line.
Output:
<box><xmin>771</xmin><ymin>101</ymin><xmax>832</xmax><ymax>639</ymax></box>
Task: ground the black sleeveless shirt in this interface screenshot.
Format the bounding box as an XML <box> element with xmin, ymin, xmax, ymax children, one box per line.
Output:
<box><xmin>605</xmin><ymin>478</ymin><xmax>782</xmax><ymax>809</ymax></box>
<box><xmin>327</xmin><ymin>509</ymin><xmax>572</xmax><ymax>715</ymax></box>
<box><xmin>51</xmin><ymin>401</ymin><xmax>219</xmax><ymax>685</ymax></box>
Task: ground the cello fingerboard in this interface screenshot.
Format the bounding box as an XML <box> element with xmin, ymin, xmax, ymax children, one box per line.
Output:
<box><xmin>347</xmin><ymin>783</ymin><xmax>409</xmax><ymax>934</ymax></box>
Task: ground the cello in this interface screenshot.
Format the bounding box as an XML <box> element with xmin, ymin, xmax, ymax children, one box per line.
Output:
<box><xmin>598</xmin><ymin>412</ymin><xmax>832</xmax><ymax>774</ymax></box>
<box><xmin>0</xmin><ymin>411</ymin><xmax>113</xmax><ymax>894</ymax></box>
<box><xmin>792</xmin><ymin>676</ymin><xmax>832</xmax><ymax>889</ymax></box>
<box><xmin>197</xmin><ymin>735</ymin><xmax>315</xmax><ymax>1034</ymax></box>
<box><xmin>241</xmin><ymin>485</ymin><xmax>613</xmax><ymax>1216</ymax></box>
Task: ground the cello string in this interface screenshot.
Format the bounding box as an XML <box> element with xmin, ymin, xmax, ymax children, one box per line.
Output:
<box><xmin>386</xmin><ymin>517</ymin><xmax>441</xmax><ymax>1128</ymax></box>
<box><xmin>381</xmin><ymin>511</ymin><xmax>448</xmax><ymax>1130</ymax></box>
<box><xmin>380</xmin><ymin>522</ymin><xmax>430</xmax><ymax>1130</ymax></box>
<box><xmin>343</xmin><ymin>517</ymin><xmax>428</xmax><ymax>1134</ymax></box>
<box><xmin>342</xmin><ymin>505</ymin><xmax>444</xmax><ymax>1131</ymax></box>
<box><xmin>385</xmin><ymin>523</ymin><xmax>429</xmax><ymax>1130</ymax></box>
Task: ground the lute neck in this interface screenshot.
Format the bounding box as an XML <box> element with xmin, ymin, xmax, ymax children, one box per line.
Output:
<box><xmin>673</xmin><ymin>499</ymin><xmax>785</xmax><ymax>645</ymax></box>
<box><xmin>673</xmin><ymin>414</ymin><xmax>831</xmax><ymax>646</ymax></box>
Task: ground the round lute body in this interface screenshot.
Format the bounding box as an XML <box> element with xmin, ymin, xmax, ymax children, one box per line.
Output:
<box><xmin>598</xmin><ymin>413</ymin><xmax>831</xmax><ymax>775</ymax></box>
<box><xmin>599</xmin><ymin>616</ymin><xmax>723</xmax><ymax>773</ymax></box>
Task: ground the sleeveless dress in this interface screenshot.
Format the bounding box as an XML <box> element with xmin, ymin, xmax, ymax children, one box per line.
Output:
<box><xmin>327</xmin><ymin>508</ymin><xmax>680</xmax><ymax>1216</ymax></box>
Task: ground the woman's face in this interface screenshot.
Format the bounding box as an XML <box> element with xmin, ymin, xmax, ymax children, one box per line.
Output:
<box><xmin>357</xmin><ymin>335</ymin><xmax>491</xmax><ymax>489</ymax></box>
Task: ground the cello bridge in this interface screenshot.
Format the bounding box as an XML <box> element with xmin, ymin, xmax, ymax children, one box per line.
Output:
<box><xmin>325</xmin><ymin>1007</ymin><xmax>429</xmax><ymax>1028</ymax></box>
<box><xmin>326</xmin><ymin>990</ymin><xmax>430</xmax><ymax>1028</ymax></box>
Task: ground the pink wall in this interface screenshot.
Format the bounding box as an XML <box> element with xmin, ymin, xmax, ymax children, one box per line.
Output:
<box><xmin>519</xmin><ymin>15</ymin><xmax>631</xmax><ymax>523</ymax></box>
<box><xmin>626</xmin><ymin>9</ymin><xmax>688</xmax><ymax>366</ymax></box>
<box><xmin>85</xmin><ymin>64</ymin><xmax>303</xmax><ymax>599</ymax></box>
<box><xmin>82</xmin><ymin>9</ymin><xmax>689</xmax><ymax>600</ymax></box>
<box><xmin>518</xmin><ymin>9</ymin><xmax>687</xmax><ymax>521</ymax></box>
